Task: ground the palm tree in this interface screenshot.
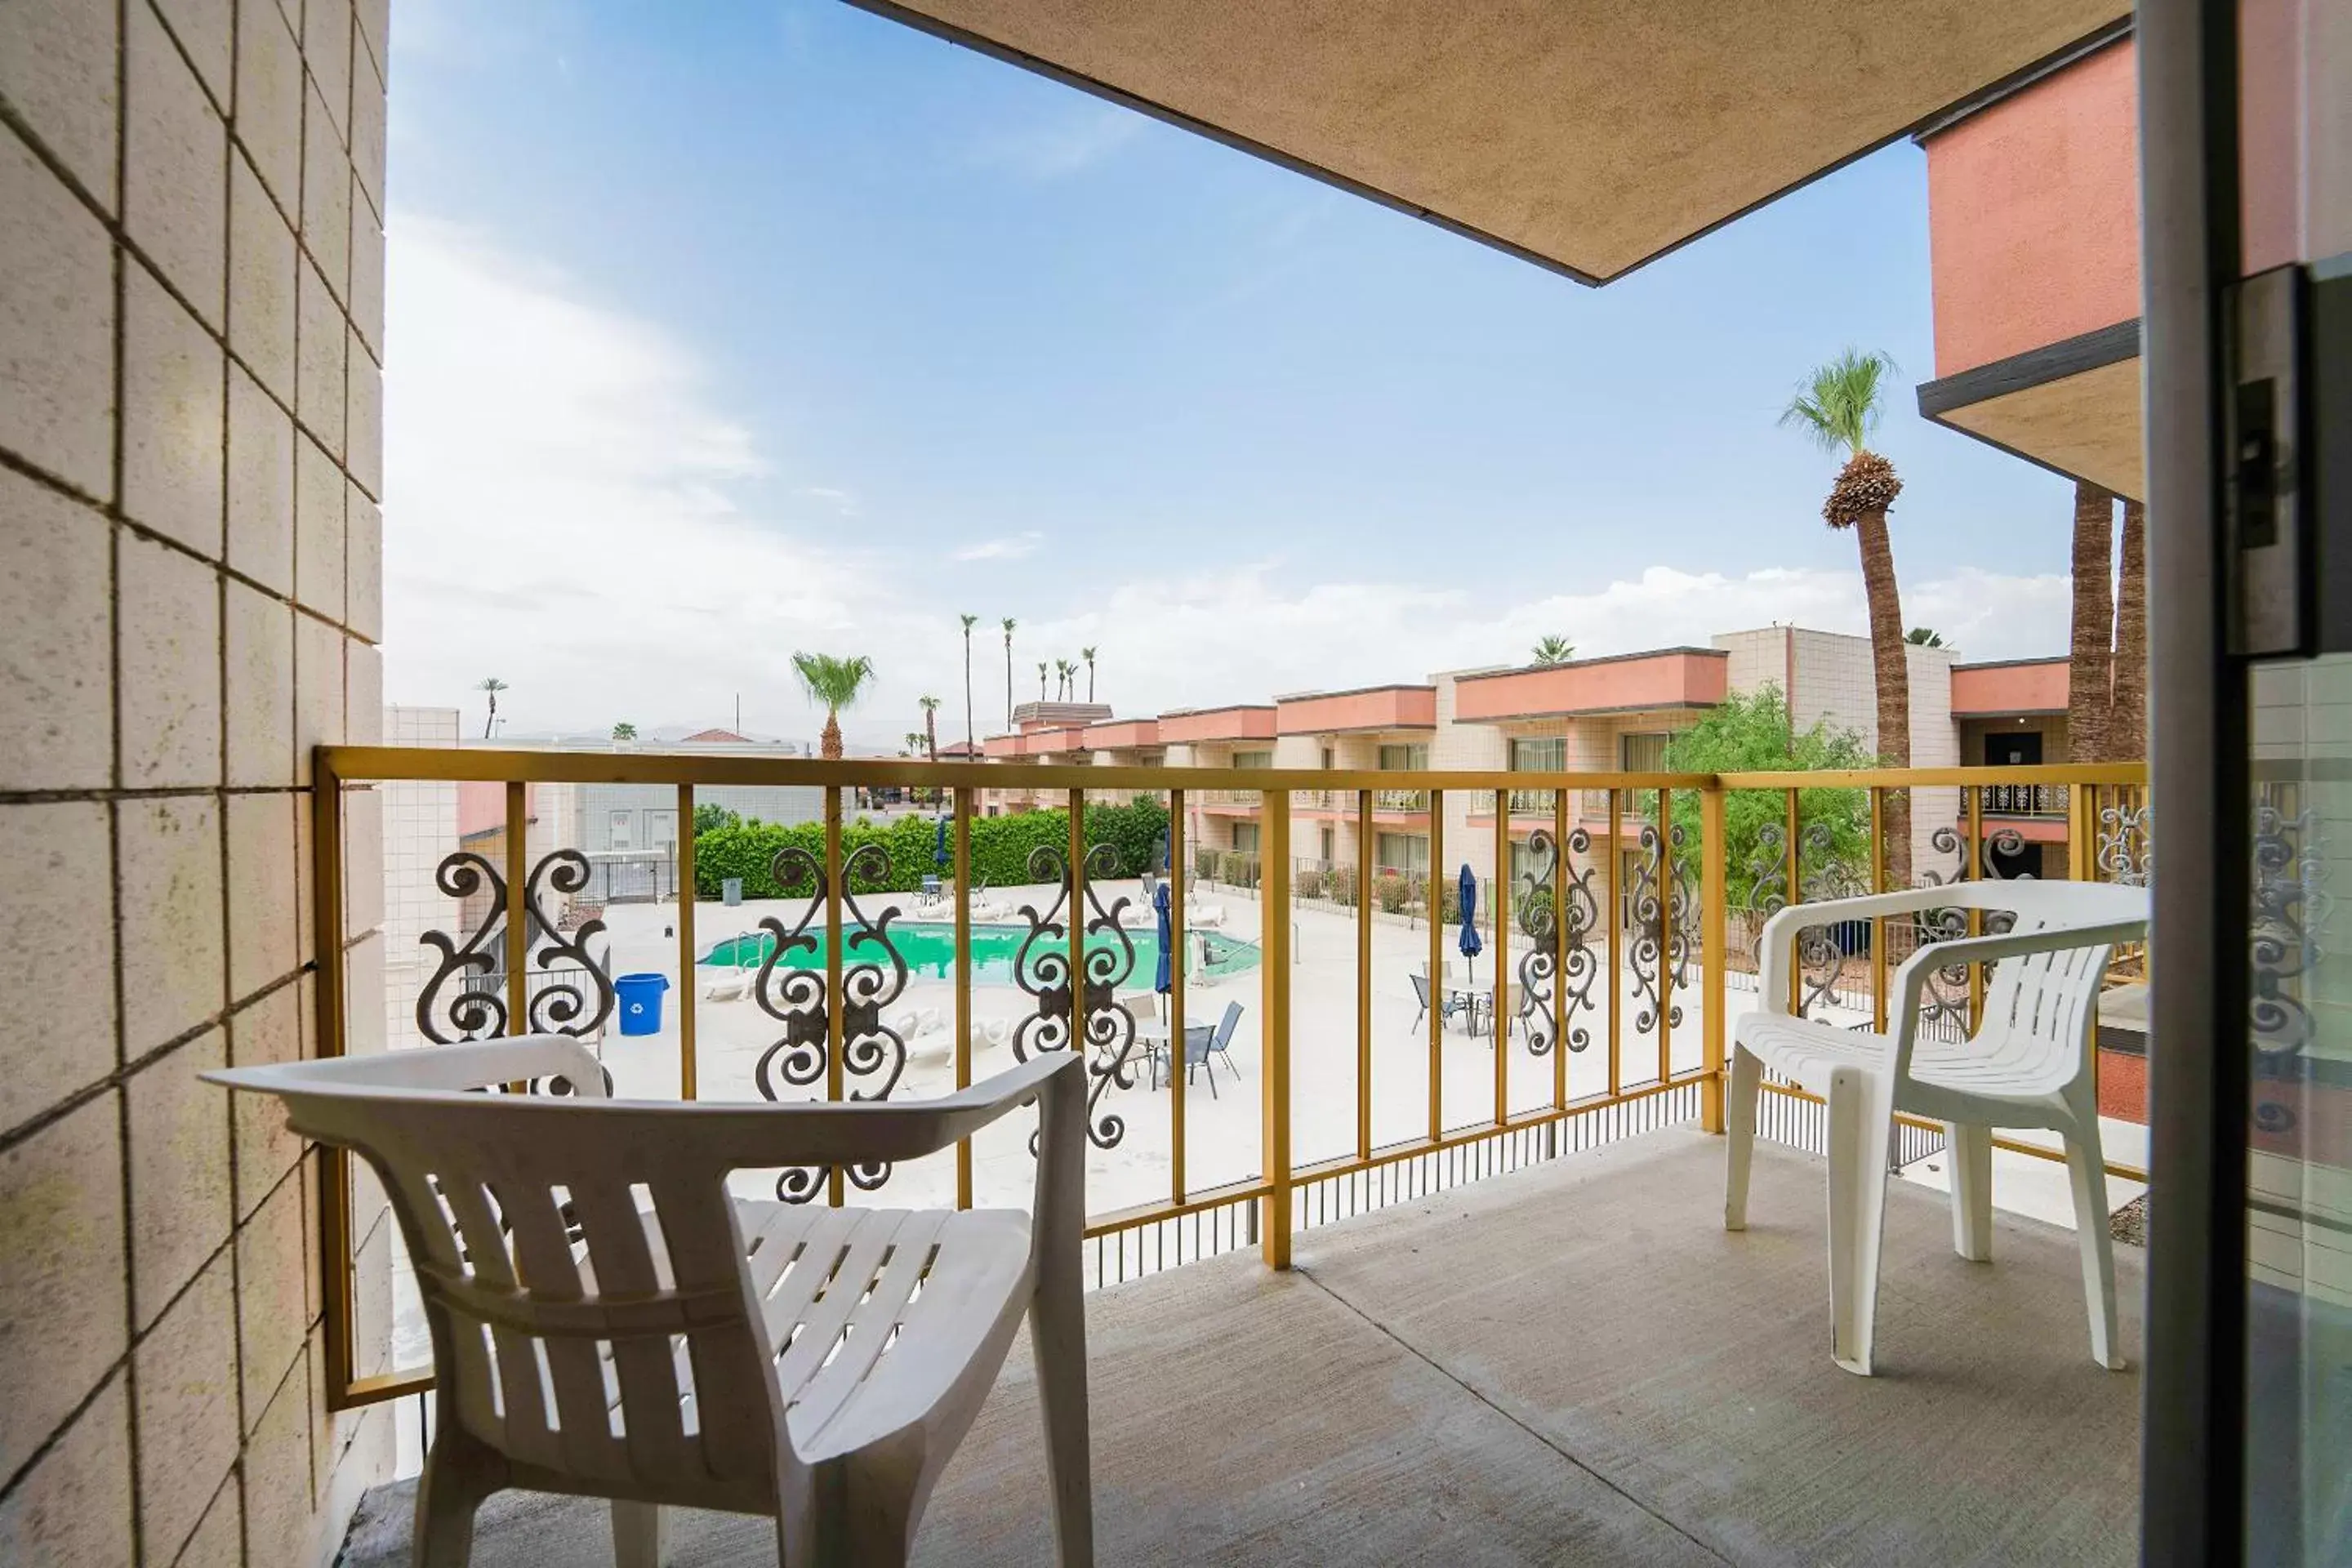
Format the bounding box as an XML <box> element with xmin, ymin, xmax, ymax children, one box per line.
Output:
<box><xmin>1000</xmin><ymin>617</ymin><xmax>1017</xmax><ymax>727</ymax></box>
<box><xmin>918</xmin><ymin>695</ymin><xmax>941</xmax><ymax>763</ymax></box>
<box><xmin>477</xmin><ymin>677</ymin><xmax>507</xmax><ymax>739</ymax></box>
<box><xmin>1036</xmin><ymin>661</ymin><xmax>1048</xmax><ymax>702</ymax></box>
<box><xmin>791</xmin><ymin>652</ymin><xmax>875</xmax><ymax>760</ymax></box>
<box><xmin>1903</xmin><ymin>627</ymin><xmax>1947</xmax><ymax>648</ymax></box>
<box><xmin>610</xmin><ymin>721</ymin><xmax>637</xmax><ymax>743</ymax></box>
<box><xmin>1530</xmin><ymin>635</ymin><xmax>1575</xmax><ymax>666</ymax></box>
<box><xmin>2110</xmin><ymin>499</ymin><xmax>2147</xmax><ymax>759</ymax></box>
<box><xmin>1082</xmin><ymin>645</ymin><xmax>1098</xmax><ymax>702</ymax></box>
<box><xmin>903</xmin><ymin>731</ymin><xmax>924</xmax><ymax>757</ymax></box>
<box><xmin>2066</xmin><ymin>480</ymin><xmax>2116</xmax><ymax>765</ymax></box>
<box><xmin>1058</xmin><ymin>658</ymin><xmax>1076</xmax><ymax>701</ymax></box>
<box><xmin>1783</xmin><ymin>349</ymin><xmax>1910</xmax><ymax>884</ymax></box>
<box><xmin>960</xmin><ymin>613</ymin><xmax>979</xmax><ymax>756</ymax></box>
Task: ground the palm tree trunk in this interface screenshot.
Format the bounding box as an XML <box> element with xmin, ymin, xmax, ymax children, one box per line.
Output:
<box><xmin>1004</xmin><ymin>641</ymin><xmax>1013</xmax><ymax>728</ymax></box>
<box><xmin>924</xmin><ymin>708</ymin><xmax>938</xmax><ymax>763</ymax></box>
<box><xmin>2110</xmin><ymin>498</ymin><xmax>2147</xmax><ymax>760</ymax></box>
<box><xmin>822</xmin><ymin>710</ymin><xmax>843</xmax><ymax>760</ymax></box>
<box><xmin>1854</xmin><ymin>508</ymin><xmax>1912</xmax><ymax>886</ymax></box>
<box><xmin>964</xmin><ymin>636</ymin><xmax>975</xmax><ymax>757</ymax></box>
<box><xmin>1087</xmin><ymin>657</ymin><xmax>1095</xmax><ymax>702</ymax></box>
<box><xmin>2066</xmin><ymin>480</ymin><xmax>2115</xmax><ymax>764</ymax></box>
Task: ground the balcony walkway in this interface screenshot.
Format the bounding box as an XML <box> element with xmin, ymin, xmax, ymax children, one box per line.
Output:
<box><xmin>341</xmin><ymin>1129</ymin><xmax>2142</xmax><ymax>1566</ymax></box>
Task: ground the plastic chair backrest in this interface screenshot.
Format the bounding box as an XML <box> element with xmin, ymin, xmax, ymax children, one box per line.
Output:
<box><xmin>1969</xmin><ymin>880</ymin><xmax>2140</xmax><ymax>1098</ymax></box>
<box><xmin>216</xmin><ymin>1042</ymin><xmax>783</xmax><ymax>1512</ymax></box>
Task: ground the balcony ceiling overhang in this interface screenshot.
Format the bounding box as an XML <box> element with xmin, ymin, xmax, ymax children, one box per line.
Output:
<box><xmin>851</xmin><ymin>0</ymin><xmax>2128</xmax><ymax>283</ymax></box>
<box><xmin>1917</xmin><ymin>321</ymin><xmax>2144</xmax><ymax>500</ymax></box>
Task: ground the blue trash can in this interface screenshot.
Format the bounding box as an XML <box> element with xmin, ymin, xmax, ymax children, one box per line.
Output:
<box><xmin>615</xmin><ymin>973</ymin><xmax>670</xmax><ymax>1036</ymax></box>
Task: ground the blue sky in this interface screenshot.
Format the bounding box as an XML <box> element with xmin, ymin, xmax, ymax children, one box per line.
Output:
<box><xmin>381</xmin><ymin>0</ymin><xmax>2078</xmax><ymax>746</ymax></box>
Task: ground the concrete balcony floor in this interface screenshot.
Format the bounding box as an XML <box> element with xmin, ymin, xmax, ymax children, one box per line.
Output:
<box><xmin>341</xmin><ymin>1129</ymin><xmax>2142</xmax><ymax>1566</ymax></box>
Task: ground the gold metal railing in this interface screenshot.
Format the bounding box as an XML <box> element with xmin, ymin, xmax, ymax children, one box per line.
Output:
<box><xmin>310</xmin><ymin>751</ymin><xmax>2149</xmax><ymax>1408</ymax></box>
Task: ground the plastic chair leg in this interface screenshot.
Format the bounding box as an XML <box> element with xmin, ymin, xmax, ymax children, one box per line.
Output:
<box><xmin>2064</xmin><ymin>1134</ymin><xmax>2125</xmax><ymax>1370</ymax></box>
<box><xmin>1945</xmin><ymin>1121</ymin><xmax>1993</xmax><ymax>1263</ymax></box>
<box><xmin>1824</xmin><ymin>1066</ymin><xmax>1894</xmax><ymax>1376</ymax></box>
<box><xmin>1724</xmin><ymin>1045</ymin><xmax>1762</xmax><ymax>1232</ymax></box>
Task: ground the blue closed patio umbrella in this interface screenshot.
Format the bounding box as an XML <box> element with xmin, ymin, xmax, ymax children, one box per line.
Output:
<box><xmin>933</xmin><ymin>816</ymin><xmax>951</xmax><ymax>869</ymax></box>
<box><xmin>1456</xmin><ymin>863</ymin><xmax>1483</xmax><ymax>981</ymax></box>
<box><xmin>1153</xmin><ymin>880</ymin><xmax>1174</xmax><ymax>995</ymax></box>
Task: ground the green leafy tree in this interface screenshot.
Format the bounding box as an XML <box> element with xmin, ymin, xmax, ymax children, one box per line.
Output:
<box><xmin>692</xmin><ymin>797</ymin><xmax>1169</xmax><ymax>898</ymax></box>
<box><xmin>692</xmin><ymin>802</ymin><xmax>740</xmax><ymax>836</ymax></box>
<box><xmin>1661</xmin><ymin>684</ymin><xmax>1875</xmax><ymax>908</ymax></box>
<box><xmin>791</xmin><ymin>652</ymin><xmax>874</xmax><ymax>760</ymax></box>
<box><xmin>610</xmin><ymin>721</ymin><xmax>637</xmax><ymax>742</ymax></box>
<box><xmin>1782</xmin><ymin>347</ymin><xmax>1910</xmax><ymax>884</ymax></box>
<box><xmin>1903</xmin><ymin>627</ymin><xmax>1946</xmax><ymax>648</ymax></box>
<box><xmin>1530</xmin><ymin>635</ymin><xmax>1575</xmax><ymax>666</ymax></box>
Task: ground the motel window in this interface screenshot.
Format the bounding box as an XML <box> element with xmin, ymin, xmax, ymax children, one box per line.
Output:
<box><xmin>1510</xmin><ymin>737</ymin><xmax>1566</xmax><ymax>773</ymax></box>
<box><xmin>1234</xmin><ymin>749</ymin><xmax>1273</xmax><ymax>769</ymax></box>
<box><xmin>1377</xmin><ymin>743</ymin><xmax>1428</xmax><ymax>771</ymax></box>
<box><xmin>1374</xmin><ymin>831</ymin><xmax>1428</xmax><ymax>876</ymax></box>
<box><xmin>1232</xmin><ymin>822</ymin><xmax>1262</xmax><ymax>854</ymax></box>
<box><xmin>1619</xmin><ymin>732</ymin><xmax>1671</xmax><ymax>773</ymax></box>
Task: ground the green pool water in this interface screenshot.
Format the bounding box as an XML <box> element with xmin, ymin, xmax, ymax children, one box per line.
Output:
<box><xmin>699</xmin><ymin>920</ymin><xmax>1261</xmax><ymax>985</ymax></box>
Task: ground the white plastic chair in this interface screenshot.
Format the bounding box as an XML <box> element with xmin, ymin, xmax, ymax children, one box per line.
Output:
<box><xmin>207</xmin><ymin>1036</ymin><xmax>1092</xmax><ymax>1567</ymax></box>
<box><xmin>1726</xmin><ymin>880</ymin><xmax>2148</xmax><ymax>1376</ymax></box>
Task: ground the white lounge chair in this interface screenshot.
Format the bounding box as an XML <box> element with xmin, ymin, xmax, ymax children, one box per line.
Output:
<box><xmin>1185</xmin><ymin>899</ymin><xmax>1227</xmax><ymax>930</ymax></box>
<box><xmin>1727</xmin><ymin>880</ymin><xmax>2148</xmax><ymax>1376</ymax></box>
<box><xmin>206</xmin><ymin>1036</ymin><xmax>1094</xmax><ymax>1566</ymax></box>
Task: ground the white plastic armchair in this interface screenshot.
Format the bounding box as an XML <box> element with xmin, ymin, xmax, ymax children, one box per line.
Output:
<box><xmin>1726</xmin><ymin>880</ymin><xmax>2148</xmax><ymax>1376</ymax></box>
<box><xmin>207</xmin><ymin>1036</ymin><xmax>1092</xmax><ymax>1568</ymax></box>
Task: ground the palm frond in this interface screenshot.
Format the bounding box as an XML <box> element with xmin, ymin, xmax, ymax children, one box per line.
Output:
<box><xmin>791</xmin><ymin>651</ymin><xmax>875</xmax><ymax>711</ymax></box>
<box><xmin>1780</xmin><ymin>349</ymin><xmax>1898</xmax><ymax>457</ymax></box>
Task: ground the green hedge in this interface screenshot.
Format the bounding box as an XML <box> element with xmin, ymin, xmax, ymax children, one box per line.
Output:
<box><xmin>692</xmin><ymin>799</ymin><xmax>1169</xmax><ymax>899</ymax></box>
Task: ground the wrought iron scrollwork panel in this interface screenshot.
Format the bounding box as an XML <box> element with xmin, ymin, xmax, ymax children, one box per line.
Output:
<box><xmin>747</xmin><ymin>843</ymin><xmax>915</xmax><ymax>1201</ymax></box>
<box><xmin>417</xmin><ymin>853</ymin><xmax>506</xmax><ymax>1042</ymax></box>
<box><xmin>1794</xmin><ymin>822</ymin><xmax>1869</xmax><ymax>1017</ymax></box>
<box><xmin>1012</xmin><ymin>843</ymin><xmax>1142</xmax><ymax>1150</ymax></box>
<box><xmin>1517</xmin><ymin>830</ymin><xmax>1559</xmax><ymax>1055</ymax></box>
<box><xmin>417</xmin><ymin>849</ymin><xmax>617</xmax><ymax>1045</ymax></box>
<box><xmin>1628</xmin><ymin>822</ymin><xmax>1682</xmax><ymax>1036</ymax></box>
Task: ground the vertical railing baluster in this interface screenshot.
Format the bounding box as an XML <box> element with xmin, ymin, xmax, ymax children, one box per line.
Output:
<box><xmin>1493</xmin><ymin>795</ymin><xmax>1509</xmax><ymax>1125</ymax></box>
<box><xmin>1067</xmin><ymin>787</ymin><xmax>1086</xmax><ymax>1096</ymax></box>
<box><xmin>824</xmin><ymin>786</ymin><xmax>844</xmax><ymax>1208</ymax></box>
<box><xmin>1356</xmin><ymin>788</ymin><xmax>1372</xmax><ymax>1165</ymax></box>
<box><xmin>954</xmin><ymin>785</ymin><xmax>973</xmax><ymax>1209</ymax></box>
<box><xmin>504</xmin><ymin>779</ymin><xmax>528</xmax><ymax>1038</ymax></box>
<box><xmin>1657</xmin><ymin>786</ymin><xmax>1673</xmax><ymax>1087</ymax></box>
<box><xmin>1552</xmin><ymin>786</ymin><xmax>1568</xmax><ymax>1113</ymax></box>
<box><xmin>676</xmin><ymin>782</ymin><xmax>697</xmax><ymax>1100</ymax></box>
<box><xmin>1869</xmin><ymin>787</ymin><xmax>1887</xmax><ymax>1035</ymax></box>
<box><xmin>1966</xmin><ymin>782</ymin><xmax>1984</xmax><ymax>1031</ymax></box>
<box><xmin>1700</xmin><ymin>782</ymin><xmax>1726</xmax><ymax>1132</ymax></box>
<box><xmin>314</xmin><ymin>757</ymin><xmax>354</xmax><ymax>1401</ymax></box>
<box><xmin>1428</xmin><ymin>786</ymin><xmax>1445</xmax><ymax>1142</ymax></box>
<box><xmin>1169</xmin><ymin>787</ymin><xmax>1187</xmax><ymax>1206</ymax></box>
<box><xmin>1606</xmin><ymin>788</ymin><xmax>1621</xmax><ymax>1099</ymax></box>
<box><xmin>1782</xmin><ymin>787</ymin><xmax>1801</xmax><ymax>1016</ymax></box>
<box><xmin>1260</xmin><ymin>790</ymin><xmax>1293</xmax><ymax>1267</ymax></box>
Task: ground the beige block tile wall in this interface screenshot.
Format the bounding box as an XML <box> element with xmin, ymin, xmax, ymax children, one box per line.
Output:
<box><xmin>0</xmin><ymin>2</ymin><xmax>391</xmax><ymax>1564</ymax></box>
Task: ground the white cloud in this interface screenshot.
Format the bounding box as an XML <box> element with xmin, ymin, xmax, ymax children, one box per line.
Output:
<box><xmin>381</xmin><ymin>215</ymin><xmax>2070</xmax><ymax>753</ymax></box>
<box><xmin>964</xmin><ymin>106</ymin><xmax>1141</xmax><ymax>179</ymax></box>
<box><xmin>952</xmin><ymin>532</ymin><xmax>1043</xmax><ymax>563</ymax></box>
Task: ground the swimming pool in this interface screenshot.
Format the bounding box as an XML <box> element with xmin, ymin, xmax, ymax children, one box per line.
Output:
<box><xmin>699</xmin><ymin>920</ymin><xmax>1260</xmax><ymax>985</ymax></box>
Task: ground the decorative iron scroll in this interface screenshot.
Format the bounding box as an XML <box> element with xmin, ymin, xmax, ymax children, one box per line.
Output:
<box><xmin>2251</xmin><ymin>801</ymin><xmax>2323</xmax><ymax>1064</ymax></box>
<box><xmin>1629</xmin><ymin>822</ymin><xmax>1683</xmax><ymax>1036</ymax></box>
<box><xmin>1011</xmin><ymin>843</ymin><xmax>1143</xmax><ymax>1151</ymax></box>
<box><xmin>522</xmin><ymin>849</ymin><xmax>612</xmax><ymax>1036</ymax></box>
<box><xmin>1794</xmin><ymin>822</ymin><xmax>1869</xmax><ymax>1017</ymax></box>
<box><xmin>417</xmin><ymin>849</ymin><xmax>614</xmax><ymax>1045</ymax></box>
<box><xmin>751</xmin><ymin>843</ymin><xmax>913</xmax><ymax>1202</ymax></box>
<box><xmin>417</xmin><ymin>853</ymin><xmax>506</xmax><ymax>1042</ymax></box>
<box><xmin>1517</xmin><ymin>830</ymin><xmax>1558</xmax><ymax>1055</ymax></box>
<box><xmin>2099</xmin><ymin>798</ymin><xmax>2153</xmax><ymax>886</ymax></box>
